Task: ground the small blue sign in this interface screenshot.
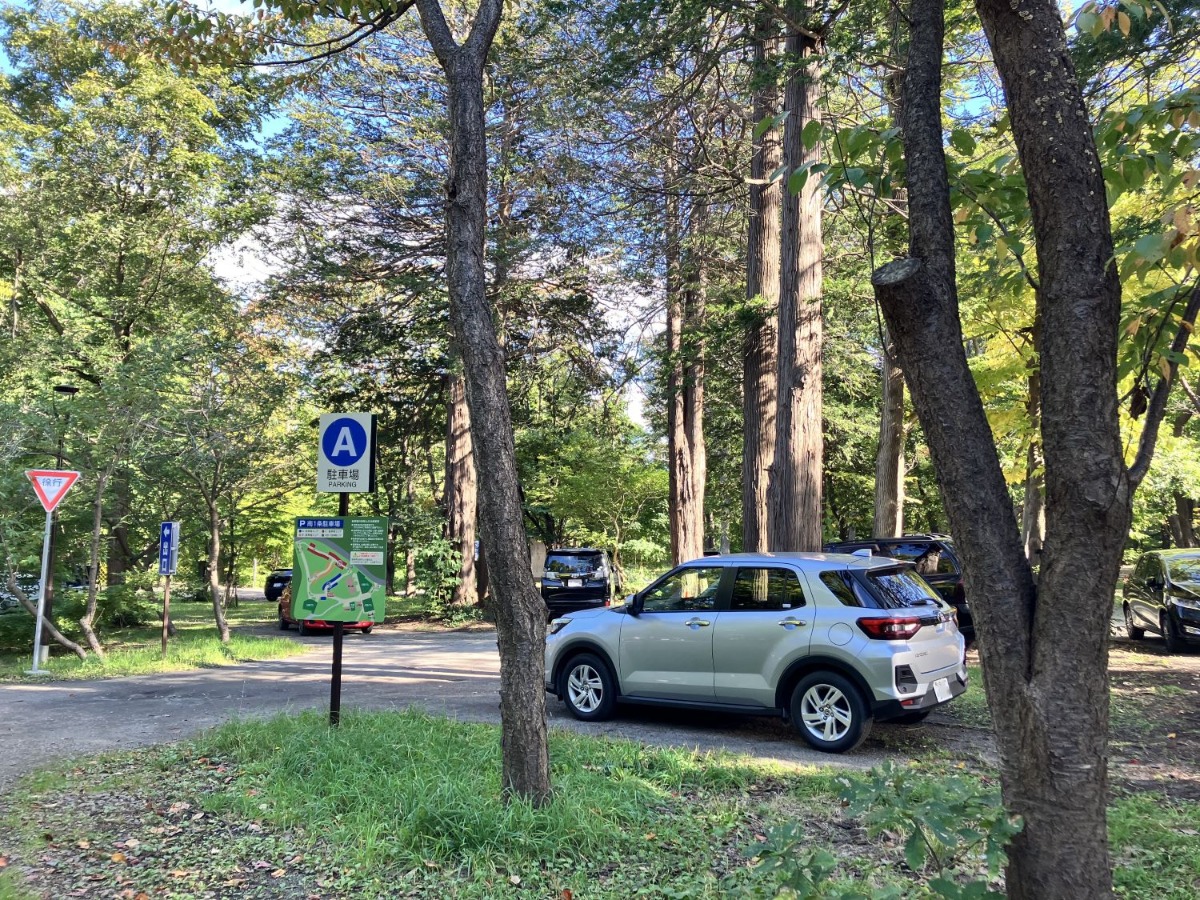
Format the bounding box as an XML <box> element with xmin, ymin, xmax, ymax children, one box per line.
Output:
<box><xmin>158</xmin><ymin>521</ymin><xmax>180</xmax><ymax>576</ymax></box>
<box><xmin>321</xmin><ymin>417</ymin><xmax>368</xmax><ymax>466</ymax></box>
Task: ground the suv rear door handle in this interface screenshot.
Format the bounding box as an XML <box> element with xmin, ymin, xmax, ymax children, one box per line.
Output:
<box><xmin>684</xmin><ymin>617</ymin><xmax>711</xmax><ymax>628</ymax></box>
<box><xmin>778</xmin><ymin>618</ymin><xmax>807</xmax><ymax>628</ymax></box>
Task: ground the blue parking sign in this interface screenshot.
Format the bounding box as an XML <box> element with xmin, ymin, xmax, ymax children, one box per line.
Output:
<box><xmin>158</xmin><ymin>521</ymin><xmax>180</xmax><ymax>576</ymax></box>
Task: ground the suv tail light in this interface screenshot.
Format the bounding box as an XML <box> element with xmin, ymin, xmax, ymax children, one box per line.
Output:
<box><xmin>857</xmin><ymin>616</ymin><xmax>924</xmax><ymax>640</ymax></box>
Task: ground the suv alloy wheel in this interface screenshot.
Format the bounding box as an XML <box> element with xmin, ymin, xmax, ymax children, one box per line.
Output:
<box><xmin>559</xmin><ymin>653</ymin><xmax>616</xmax><ymax>721</ymax></box>
<box><xmin>789</xmin><ymin>671</ymin><xmax>872</xmax><ymax>753</ymax></box>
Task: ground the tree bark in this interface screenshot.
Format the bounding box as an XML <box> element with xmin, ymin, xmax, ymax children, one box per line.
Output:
<box><xmin>78</xmin><ymin>472</ymin><xmax>108</xmax><ymax>658</ymax></box>
<box><xmin>416</xmin><ymin>0</ymin><xmax>550</xmax><ymax>806</ymax></box>
<box><xmin>873</xmin><ymin>1</ymin><xmax>909</xmax><ymax>540</ymax></box>
<box><xmin>769</xmin><ymin>16</ymin><xmax>824</xmax><ymax>552</ymax></box>
<box><xmin>665</xmin><ymin>139</ymin><xmax>706</xmax><ymax>564</ymax></box>
<box><xmin>444</xmin><ymin>371</ymin><xmax>478</xmax><ymax>607</ymax></box>
<box><xmin>873</xmin><ymin>338</ymin><xmax>905</xmax><ymax>537</ymax></box>
<box><xmin>877</xmin><ymin>2</ymin><xmax>1131</xmax><ymax>896</ymax></box>
<box><xmin>6</xmin><ymin>573</ymin><xmax>87</xmax><ymax>660</ymax></box>
<box><xmin>1021</xmin><ymin>351</ymin><xmax>1045</xmax><ymax>562</ymax></box>
<box><xmin>206</xmin><ymin>492</ymin><xmax>231</xmax><ymax>643</ymax></box>
<box><xmin>1170</xmin><ymin>412</ymin><xmax>1196</xmax><ymax>547</ymax></box>
<box><xmin>742</xmin><ymin>12</ymin><xmax>782</xmax><ymax>553</ymax></box>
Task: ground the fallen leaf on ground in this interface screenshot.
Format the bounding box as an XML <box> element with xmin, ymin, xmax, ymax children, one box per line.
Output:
<box><xmin>111</xmin><ymin>852</ymin><xmax>127</xmax><ymax>863</ymax></box>
<box><xmin>271</xmin><ymin>869</ymin><xmax>286</xmax><ymax>877</ymax></box>
<box><xmin>509</xmin><ymin>875</ymin><xmax>521</xmax><ymax>885</ymax></box>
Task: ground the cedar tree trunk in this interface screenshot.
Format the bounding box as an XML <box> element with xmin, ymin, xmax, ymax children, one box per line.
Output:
<box><xmin>769</xmin><ymin>18</ymin><xmax>824</xmax><ymax>551</ymax></box>
<box><xmin>416</xmin><ymin>0</ymin><xmax>551</xmax><ymax>805</ymax></box>
<box><xmin>742</xmin><ymin>12</ymin><xmax>782</xmax><ymax>553</ymax></box>
<box><xmin>873</xmin><ymin>338</ymin><xmax>905</xmax><ymax>537</ymax></box>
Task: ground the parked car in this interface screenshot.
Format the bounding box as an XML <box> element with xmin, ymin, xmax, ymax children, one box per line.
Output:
<box><xmin>544</xmin><ymin>552</ymin><xmax>967</xmax><ymax>753</ymax></box>
<box><xmin>277</xmin><ymin>584</ymin><xmax>375</xmax><ymax>635</ymax></box>
<box><xmin>264</xmin><ymin>569</ymin><xmax>293</xmax><ymax>602</ymax></box>
<box><xmin>1123</xmin><ymin>549</ymin><xmax>1200</xmax><ymax>653</ymax></box>
<box><xmin>824</xmin><ymin>535</ymin><xmax>973</xmax><ymax>646</ymax></box>
<box><xmin>541</xmin><ymin>548</ymin><xmax>612</xmax><ymax>619</ymax></box>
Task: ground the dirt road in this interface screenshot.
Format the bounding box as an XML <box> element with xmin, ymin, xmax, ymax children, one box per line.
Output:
<box><xmin>0</xmin><ymin>627</ymin><xmax>909</xmax><ymax>790</ymax></box>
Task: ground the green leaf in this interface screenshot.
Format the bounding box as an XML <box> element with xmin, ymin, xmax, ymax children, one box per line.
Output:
<box><xmin>787</xmin><ymin>167</ymin><xmax>810</xmax><ymax>195</ymax></box>
<box><xmin>904</xmin><ymin>828</ymin><xmax>926</xmax><ymax>872</ymax></box>
<box><xmin>845</xmin><ymin>167</ymin><xmax>867</xmax><ymax>188</ymax></box>
<box><xmin>950</xmin><ymin>128</ymin><xmax>977</xmax><ymax>156</ymax></box>
<box><xmin>802</xmin><ymin>119</ymin><xmax>822</xmax><ymax>151</ymax></box>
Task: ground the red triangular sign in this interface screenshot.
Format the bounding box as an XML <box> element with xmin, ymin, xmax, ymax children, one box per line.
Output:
<box><xmin>25</xmin><ymin>469</ymin><xmax>81</xmax><ymax>513</ymax></box>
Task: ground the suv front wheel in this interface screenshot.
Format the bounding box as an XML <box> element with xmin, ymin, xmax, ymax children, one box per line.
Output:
<box><xmin>790</xmin><ymin>671</ymin><xmax>872</xmax><ymax>753</ymax></box>
<box><xmin>558</xmin><ymin>653</ymin><xmax>616</xmax><ymax>721</ymax></box>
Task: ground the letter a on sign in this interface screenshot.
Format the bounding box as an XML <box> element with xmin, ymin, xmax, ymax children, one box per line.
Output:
<box><xmin>332</xmin><ymin>427</ymin><xmax>357</xmax><ymax>458</ymax></box>
<box><xmin>26</xmin><ymin>469</ymin><xmax>81</xmax><ymax>513</ymax></box>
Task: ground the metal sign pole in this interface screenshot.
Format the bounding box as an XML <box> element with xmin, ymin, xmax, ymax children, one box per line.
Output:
<box><xmin>27</xmin><ymin>510</ymin><xmax>54</xmax><ymax>674</ymax></box>
<box><xmin>161</xmin><ymin>574</ymin><xmax>173</xmax><ymax>659</ymax></box>
<box><xmin>330</xmin><ymin>491</ymin><xmax>350</xmax><ymax>727</ymax></box>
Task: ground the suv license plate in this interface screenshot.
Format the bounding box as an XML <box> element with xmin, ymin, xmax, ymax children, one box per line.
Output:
<box><xmin>932</xmin><ymin>678</ymin><xmax>952</xmax><ymax>702</ymax></box>
<box><xmin>568</xmin><ymin>578</ymin><xmax>582</xmax><ymax>587</ymax></box>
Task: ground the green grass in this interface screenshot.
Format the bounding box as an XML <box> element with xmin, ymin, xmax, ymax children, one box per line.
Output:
<box><xmin>1</xmin><ymin>710</ymin><xmax>1196</xmax><ymax>898</ymax></box>
<box><xmin>0</xmin><ymin>870</ymin><xmax>36</xmax><ymax>900</ymax></box>
<box><xmin>1111</xmin><ymin>793</ymin><xmax>1200</xmax><ymax>899</ymax></box>
<box><xmin>0</xmin><ymin>600</ymin><xmax>305</xmax><ymax>682</ymax></box>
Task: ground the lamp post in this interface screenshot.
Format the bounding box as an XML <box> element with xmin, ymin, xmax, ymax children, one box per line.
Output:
<box><xmin>37</xmin><ymin>384</ymin><xmax>78</xmax><ymax>662</ymax></box>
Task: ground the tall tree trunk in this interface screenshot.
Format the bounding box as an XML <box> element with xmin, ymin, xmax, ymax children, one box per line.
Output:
<box><xmin>444</xmin><ymin>371</ymin><xmax>478</xmax><ymax>607</ymax></box>
<box><xmin>876</xmin><ymin>2</ymin><xmax>1134</xmax><ymax>896</ymax></box>
<box><xmin>665</xmin><ymin>141</ymin><xmax>705</xmax><ymax>564</ymax></box>
<box><xmin>742</xmin><ymin>13</ymin><xmax>782</xmax><ymax>553</ymax></box>
<box><xmin>769</xmin><ymin>17</ymin><xmax>824</xmax><ymax>551</ymax></box>
<box><xmin>1021</xmin><ymin>349</ymin><xmax>1045</xmax><ymax>562</ymax></box>
<box><xmin>416</xmin><ymin>0</ymin><xmax>550</xmax><ymax>805</ymax></box>
<box><xmin>1170</xmin><ymin>411</ymin><xmax>1196</xmax><ymax>547</ymax></box>
<box><xmin>106</xmin><ymin>470</ymin><xmax>132</xmax><ymax>588</ymax></box>
<box><xmin>873</xmin><ymin>1</ymin><xmax>909</xmax><ymax>539</ymax></box>
<box><xmin>873</xmin><ymin>340</ymin><xmax>905</xmax><ymax>536</ymax></box>
<box><xmin>78</xmin><ymin>473</ymin><xmax>108</xmax><ymax>658</ymax></box>
<box><xmin>206</xmin><ymin>493</ymin><xmax>230</xmax><ymax>643</ymax></box>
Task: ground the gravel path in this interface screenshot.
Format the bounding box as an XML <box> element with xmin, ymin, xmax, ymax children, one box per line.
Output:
<box><xmin>0</xmin><ymin>626</ymin><xmax>905</xmax><ymax>789</ymax></box>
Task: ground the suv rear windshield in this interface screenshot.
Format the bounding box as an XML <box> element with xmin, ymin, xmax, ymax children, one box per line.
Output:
<box><xmin>865</xmin><ymin>569</ymin><xmax>942</xmax><ymax>609</ymax></box>
<box><xmin>546</xmin><ymin>552</ymin><xmax>604</xmax><ymax>575</ymax></box>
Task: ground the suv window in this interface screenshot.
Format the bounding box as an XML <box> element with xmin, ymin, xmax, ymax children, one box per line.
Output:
<box><xmin>1168</xmin><ymin>556</ymin><xmax>1200</xmax><ymax>584</ymax></box>
<box><xmin>819</xmin><ymin>571</ymin><xmax>876</xmax><ymax>607</ymax></box>
<box><xmin>641</xmin><ymin>566</ymin><xmax>723</xmax><ymax>612</ymax></box>
<box><xmin>885</xmin><ymin>543</ymin><xmax>958</xmax><ymax>576</ymax></box>
<box><xmin>730</xmin><ymin>568</ymin><xmax>806</xmax><ymax>611</ymax></box>
<box><xmin>864</xmin><ymin>569</ymin><xmax>942</xmax><ymax>610</ymax></box>
<box><xmin>546</xmin><ymin>552</ymin><xmax>604</xmax><ymax>576</ymax></box>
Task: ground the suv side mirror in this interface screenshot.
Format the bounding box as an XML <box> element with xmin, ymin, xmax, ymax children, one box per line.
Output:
<box><xmin>627</xmin><ymin>593</ymin><xmax>642</xmax><ymax>616</ymax></box>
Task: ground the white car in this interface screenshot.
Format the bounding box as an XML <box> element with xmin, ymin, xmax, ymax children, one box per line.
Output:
<box><xmin>545</xmin><ymin>552</ymin><xmax>967</xmax><ymax>753</ymax></box>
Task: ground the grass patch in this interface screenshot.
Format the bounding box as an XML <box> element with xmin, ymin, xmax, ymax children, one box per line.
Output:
<box><xmin>0</xmin><ymin>870</ymin><xmax>36</xmax><ymax>900</ymax></box>
<box><xmin>0</xmin><ymin>600</ymin><xmax>305</xmax><ymax>682</ymax></box>
<box><xmin>1</xmin><ymin>710</ymin><xmax>1196</xmax><ymax>898</ymax></box>
<box><xmin>1111</xmin><ymin>792</ymin><xmax>1200</xmax><ymax>899</ymax></box>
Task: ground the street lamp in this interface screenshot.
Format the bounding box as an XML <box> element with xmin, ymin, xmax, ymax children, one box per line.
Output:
<box><xmin>38</xmin><ymin>384</ymin><xmax>79</xmax><ymax>662</ymax></box>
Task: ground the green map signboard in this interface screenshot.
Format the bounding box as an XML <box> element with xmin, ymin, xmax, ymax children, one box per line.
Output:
<box><xmin>291</xmin><ymin>517</ymin><xmax>387</xmax><ymax>624</ymax></box>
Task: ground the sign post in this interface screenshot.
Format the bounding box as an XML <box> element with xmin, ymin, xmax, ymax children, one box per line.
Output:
<box><xmin>313</xmin><ymin>413</ymin><xmax>378</xmax><ymax>726</ymax></box>
<box><xmin>24</xmin><ymin>470</ymin><xmax>81</xmax><ymax>674</ymax></box>
<box><xmin>292</xmin><ymin>515</ymin><xmax>386</xmax><ymax>726</ymax></box>
<box><xmin>158</xmin><ymin>521</ymin><xmax>180</xmax><ymax>659</ymax></box>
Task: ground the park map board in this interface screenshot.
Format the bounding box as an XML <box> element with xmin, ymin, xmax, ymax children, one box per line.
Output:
<box><xmin>291</xmin><ymin>517</ymin><xmax>387</xmax><ymax>624</ymax></box>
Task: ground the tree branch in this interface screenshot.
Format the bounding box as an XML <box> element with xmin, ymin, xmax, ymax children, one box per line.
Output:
<box><xmin>1130</xmin><ymin>279</ymin><xmax>1200</xmax><ymax>486</ymax></box>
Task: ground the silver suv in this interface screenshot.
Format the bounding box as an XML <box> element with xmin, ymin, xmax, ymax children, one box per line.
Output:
<box><xmin>544</xmin><ymin>552</ymin><xmax>967</xmax><ymax>753</ymax></box>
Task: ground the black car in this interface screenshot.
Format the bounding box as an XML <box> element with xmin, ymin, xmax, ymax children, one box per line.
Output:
<box><xmin>1123</xmin><ymin>549</ymin><xmax>1200</xmax><ymax>653</ymax></box>
<box><xmin>264</xmin><ymin>568</ymin><xmax>293</xmax><ymax>602</ymax></box>
<box><xmin>541</xmin><ymin>548</ymin><xmax>612</xmax><ymax>619</ymax></box>
<box><xmin>824</xmin><ymin>534</ymin><xmax>973</xmax><ymax>645</ymax></box>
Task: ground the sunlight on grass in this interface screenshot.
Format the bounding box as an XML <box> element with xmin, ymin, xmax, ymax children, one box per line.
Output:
<box><xmin>0</xmin><ymin>599</ymin><xmax>304</xmax><ymax>682</ymax></box>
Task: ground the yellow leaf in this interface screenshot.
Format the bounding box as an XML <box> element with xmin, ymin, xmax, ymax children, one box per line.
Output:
<box><xmin>1100</xmin><ymin>6</ymin><xmax>1116</xmax><ymax>28</ymax></box>
<box><xmin>111</xmin><ymin>851</ymin><xmax>127</xmax><ymax>863</ymax></box>
<box><xmin>1126</xmin><ymin>319</ymin><xmax>1142</xmax><ymax>336</ymax></box>
<box><xmin>1118</xmin><ymin>11</ymin><xmax>1131</xmax><ymax>35</ymax></box>
<box><xmin>1168</xmin><ymin>732</ymin><xmax>1177</xmax><ymax>739</ymax></box>
<box><xmin>271</xmin><ymin>869</ymin><xmax>286</xmax><ymax>878</ymax></box>
<box><xmin>1174</xmin><ymin>206</ymin><xmax>1194</xmax><ymax>235</ymax></box>
<box><xmin>1158</xmin><ymin>356</ymin><xmax>1172</xmax><ymax>380</ymax></box>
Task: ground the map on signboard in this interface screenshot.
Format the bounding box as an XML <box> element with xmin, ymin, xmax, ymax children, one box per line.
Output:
<box><xmin>291</xmin><ymin>517</ymin><xmax>387</xmax><ymax>624</ymax></box>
